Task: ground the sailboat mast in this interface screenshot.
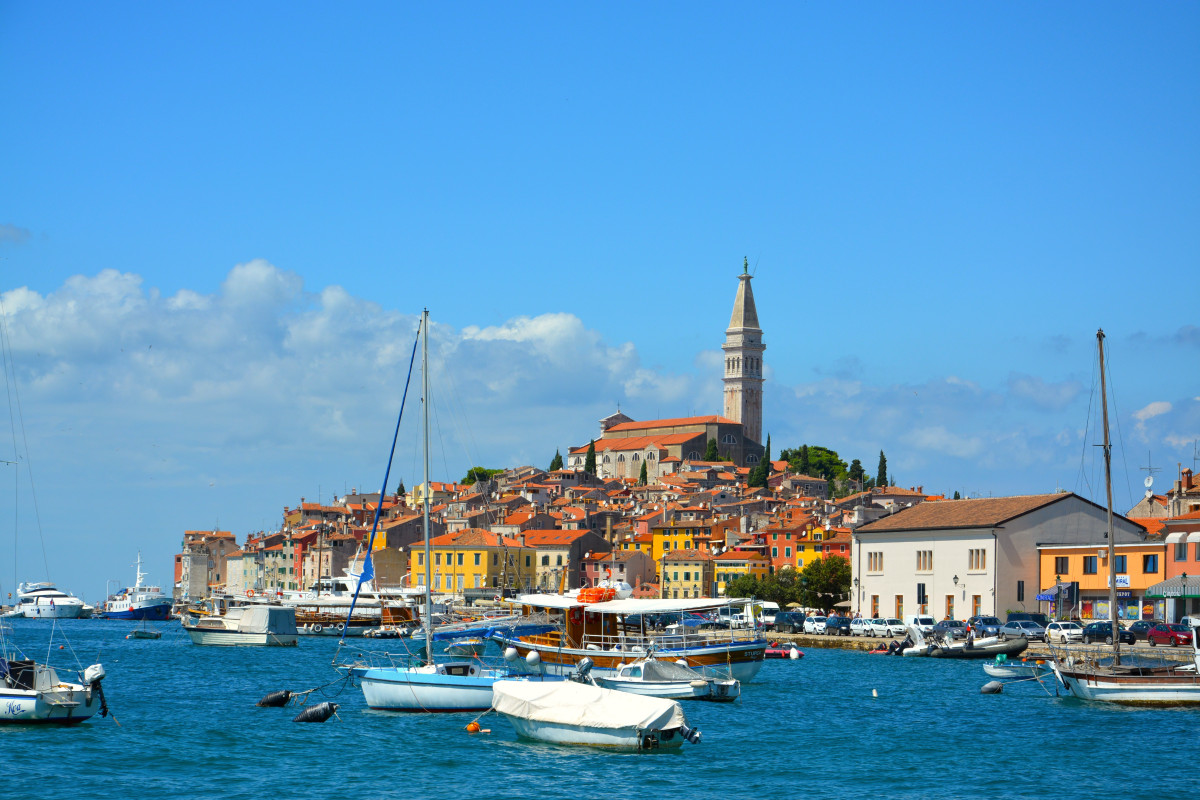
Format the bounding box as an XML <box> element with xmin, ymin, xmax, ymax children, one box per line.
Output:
<box><xmin>421</xmin><ymin>309</ymin><xmax>433</xmax><ymax>664</ymax></box>
<box><xmin>1097</xmin><ymin>329</ymin><xmax>1120</xmax><ymax>665</ymax></box>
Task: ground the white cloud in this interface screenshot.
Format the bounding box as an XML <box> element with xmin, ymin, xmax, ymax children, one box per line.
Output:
<box><xmin>1134</xmin><ymin>401</ymin><xmax>1172</xmax><ymax>422</ymax></box>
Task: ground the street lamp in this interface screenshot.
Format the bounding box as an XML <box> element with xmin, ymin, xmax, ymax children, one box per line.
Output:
<box><xmin>1182</xmin><ymin>572</ymin><xmax>1189</xmax><ymax>620</ymax></box>
<box><xmin>853</xmin><ymin>577</ymin><xmax>860</xmax><ymax>616</ymax></box>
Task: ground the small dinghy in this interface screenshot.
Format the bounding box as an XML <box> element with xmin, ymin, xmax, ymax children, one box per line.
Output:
<box><xmin>982</xmin><ymin>654</ymin><xmax>1050</xmax><ymax>678</ymax></box>
<box><xmin>592</xmin><ymin>656</ymin><xmax>740</xmax><ymax>702</ymax></box>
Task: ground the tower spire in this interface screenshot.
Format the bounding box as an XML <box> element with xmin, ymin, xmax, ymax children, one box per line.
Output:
<box><xmin>722</xmin><ymin>260</ymin><xmax>765</xmax><ymax>448</ymax></box>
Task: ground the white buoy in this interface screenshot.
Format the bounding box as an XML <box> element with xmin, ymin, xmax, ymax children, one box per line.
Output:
<box><xmin>872</xmin><ymin>688</ymin><xmax>878</xmax><ymax>698</ymax></box>
<box><xmin>503</xmin><ymin>647</ymin><xmax>519</xmax><ymax>662</ymax></box>
<box><xmin>789</xmin><ymin>647</ymin><xmax>800</xmax><ymax>660</ymax></box>
<box><xmin>525</xmin><ymin>650</ymin><xmax>541</xmax><ymax>666</ymax></box>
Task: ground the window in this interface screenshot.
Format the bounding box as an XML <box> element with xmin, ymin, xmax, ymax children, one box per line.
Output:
<box><xmin>1175</xmin><ymin>542</ymin><xmax>1188</xmax><ymax>561</ymax></box>
<box><xmin>747</xmin><ymin>454</ymin><xmax>759</xmax><ymax>463</ymax></box>
<box><xmin>722</xmin><ymin>434</ymin><xmax>737</xmax><ymax>444</ymax></box>
<box><xmin>895</xmin><ymin>595</ymin><xmax>904</xmax><ymax>618</ymax></box>
<box><xmin>525</xmin><ymin>555</ymin><xmax>531</xmax><ymax>568</ymax></box>
<box><xmin>556</xmin><ymin>554</ymin><xmax>563</xmax><ymax>566</ymax></box>
<box><xmin>457</xmin><ymin>553</ymin><xmax>463</xmax><ymax>566</ymax></box>
<box><xmin>1083</xmin><ymin>556</ymin><xmax>1097</xmax><ymax>575</ymax></box>
<box><xmin>683</xmin><ymin>571</ymin><xmax>691</xmax><ymax>581</ymax></box>
<box><xmin>1144</xmin><ymin>554</ymin><xmax>1158</xmax><ymax>573</ymax></box>
<box><xmin>969</xmin><ymin>549</ymin><xmax>986</xmax><ymax>570</ymax></box>
<box><xmin>772</xmin><ymin>547</ymin><xmax>778</xmax><ymax>558</ymax></box>
<box><xmin>672</xmin><ymin>571</ymin><xmax>679</xmax><ymax>582</ymax></box>
<box><xmin>917</xmin><ymin>550</ymin><xmax>932</xmax><ymax>571</ymax></box>
<box><xmin>785</xmin><ymin>547</ymin><xmax>791</xmax><ymax>557</ymax></box>
<box><xmin>541</xmin><ymin>555</ymin><xmax>550</xmax><ymax>566</ymax></box>
<box><xmin>1017</xmin><ymin>580</ymin><xmax>1024</xmax><ymax>602</ymax></box>
<box><xmin>493</xmin><ymin>553</ymin><xmax>498</xmax><ymax>565</ymax></box>
<box><xmin>474</xmin><ymin>553</ymin><xmax>481</xmax><ymax>566</ymax></box>
<box><xmin>435</xmin><ymin>553</ymin><xmax>441</xmax><ymax>566</ymax></box>
<box><xmin>632</xmin><ymin>453</ymin><xmax>639</xmax><ymax>461</ymax></box>
<box><xmin>871</xmin><ymin>595</ymin><xmax>879</xmax><ymax>617</ymax></box>
<box><xmin>1114</xmin><ymin>555</ymin><xmax>1127</xmax><ymax>573</ymax></box>
<box><xmin>1054</xmin><ymin>556</ymin><xmax>1069</xmax><ymax>574</ymax></box>
<box><xmin>868</xmin><ymin>551</ymin><xmax>884</xmax><ymax>571</ymax></box>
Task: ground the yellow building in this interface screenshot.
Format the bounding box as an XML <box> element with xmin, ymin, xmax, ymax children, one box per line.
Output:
<box><xmin>650</xmin><ymin>521</ymin><xmax>710</xmax><ymax>564</ymax></box>
<box><xmin>413</xmin><ymin>528</ymin><xmax>536</xmax><ymax>594</ymax></box>
<box><xmin>713</xmin><ymin>550</ymin><xmax>771</xmax><ymax>596</ymax></box>
<box><xmin>661</xmin><ymin>549</ymin><xmax>715</xmax><ymax>599</ymax></box>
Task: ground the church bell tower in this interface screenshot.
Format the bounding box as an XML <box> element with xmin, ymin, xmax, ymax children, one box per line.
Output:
<box><xmin>722</xmin><ymin>258</ymin><xmax>765</xmax><ymax>446</ymax></box>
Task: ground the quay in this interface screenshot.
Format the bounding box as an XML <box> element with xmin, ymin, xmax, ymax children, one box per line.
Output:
<box><xmin>766</xmin><ymin>632</ymin><xmax>1194</xmax><ymax>660</ymax></box>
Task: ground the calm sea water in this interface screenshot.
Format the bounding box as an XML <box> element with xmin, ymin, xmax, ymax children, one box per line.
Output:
<box><xmin>1</xmin><ymin>619</ymin><xmax>1195</xmax><ymax>800</ymax></box>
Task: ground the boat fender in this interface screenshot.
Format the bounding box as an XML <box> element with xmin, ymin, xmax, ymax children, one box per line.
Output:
<box><xmin>680</xmin><ymin>724</ymin><xmax>702</xmax><ymax>745</ymax></box>
<box><xmin>789</xmin><ymin>647</ymin><xmax>802</xmax><ymax>660</ymax></box>
<box><xmin>503</xmin><ymin>647</ymin><xmax>519</xmax><ymax>662</ymax></box>
<box><xmin>293</xmin><ymin>702</ymin><xmax>338</xmax><ymax>723</ymax></box>
<box><xmin>312</xmin><ymin>624</ymin><xmax>323</xmax><ymax>633</ymax></box>
<box><xmin>675</xmin><ymin>659</ymin><xmax>688</xmax><ymax>667</ymax></box>
<box><xmin>981</xmin><ymin>681</ymin><xmax>1004</xmax><ymax>695</ymax></box>
<box><xmin>525</xmin><ymin>651</ymin><xmax>541</xmax><ymax>666</ymax></box>
<box><xmin>335</xmin><ymin>622</ymin><xmax>344</xmax><ymax>631</ymax></box>
<box><xmin>256</xmin><ymin>690</ymin><xmax>293</xmax><ymax>707</ymax></box>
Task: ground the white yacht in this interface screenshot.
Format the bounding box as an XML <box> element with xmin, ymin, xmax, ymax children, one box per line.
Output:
<box><xmin>14</xmin><ymin>583</ymin><xmax>87</xmax><ymax>619</ymax></box>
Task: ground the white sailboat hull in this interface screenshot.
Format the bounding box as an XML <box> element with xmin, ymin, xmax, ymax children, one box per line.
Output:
<box><xmin>354</xmin><ymin>662</ymin><xmax>545</xmax><ymax>712</ymax></box>
<box><xmin>184</xmin><ymin>629</ymin><xmax>298</xmax><ymax>646</ymax></box>
<box><xmin>1054</xmin><ymin>665</ymin><xmax>1200</xmax><ymax>704</ymax></box>
<box><xmin>0</xmin><ymin>684</ymin><xmax>103</xmax><ymax>724</ymax></box>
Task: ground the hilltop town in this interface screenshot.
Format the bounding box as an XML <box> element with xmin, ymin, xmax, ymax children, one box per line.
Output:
<box><xmin>173</xmin><ymin>267</ymin><xmax>1200</xmax><ymax>626</ymax></box>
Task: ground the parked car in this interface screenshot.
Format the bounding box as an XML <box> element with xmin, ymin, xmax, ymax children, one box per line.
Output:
<box><xmin>1127</xmin><ymin>619</ymin><xmax>1162</xmax><ymax>641</ymax></box>
<box><xmin>773</xmin><ymin>611</ymin><xmax>807</xmax><ymax>634</ymax></box>
<box><xmin>1147</xmin><ymin>622</ymin><xmax>1195</xmax><ymax>647</ymax></box>
<box><xmin>1006</xmin><ymin>611</ymin><xmax>1050</xmax><ymax>627</ymax></box>
<box><xmin>869</xmin><ymin>618</ymin><xmax>907</xmax><ymax>637</ymax></box>
<box><xmin>850</xmin><ymin>617</ymin><xmax>871</xmax><ymax>637</ymax></box>
<box><xmin>932</xmin><ymin>619</ymin><xmax>970</xmax><ymax>640</ymax></box>
<box><xmin>967</xmin><ymin>616</ymin><xmax>1002</xmax><ymax>637</ymax></box>
<box><xmin>803</xmin><ymin>615</ymin><xmax>827</xmax><ymax>634</ymax></box>
<box><xmin>1045</xmin><ymin>621</ymin><xmax>1084</xmax><ymax>644</ymax></box>
<box><xmin>1081</xmin><ymin>621</ymin><xmax>1136</xmax><ymax>645</ymax></box>
<box><xmin>999</xmin><ymin>620</ymin><xmax>1046</xmax><ymax>641</ymax></box>
<box><xmin>825</xmin><ymin>616</ymin><xmax>852</xmax><ymax>636</ymax></box>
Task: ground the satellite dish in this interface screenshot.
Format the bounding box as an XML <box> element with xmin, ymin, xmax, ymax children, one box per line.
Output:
<box><xmin>1145</xmin><ymin>489</ymin><xmax>1153</xmax><ymax>500</ymax></box>
<box><xmin>1144</xmin><ymin>476</ymin><xmax>1154</xmax><ymax>488</ymax></box>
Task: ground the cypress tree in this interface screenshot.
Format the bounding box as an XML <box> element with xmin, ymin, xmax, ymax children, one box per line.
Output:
<box><xmin>638</xmin><ymin>460</ymin><xmax>648</xmax><ymax>485</ymax></box>
<box><xmin>704</xmin><ymin>438</ymin><xmax>719</xmax><ymax>461</ymax></box>
<box><xmin>877</xmin><ymin>450</ymin><xmax>888</xmax><ymax>488</ymax></box>
<box><xmin>548</xmin><ymin>449</ymin><xmax>563</xmax><ymax>471</ymax></box>
<box><xmin>584</xmin><ymin>440</ymin><xmax>597</xmax><ymax>475</ymax></box>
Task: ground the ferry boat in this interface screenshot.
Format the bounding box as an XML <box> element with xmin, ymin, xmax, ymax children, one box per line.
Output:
<box><xmin>100</xmin><ymin>553</ymin><xmax>172</xmax><ymax>621</ymax></box>
<box><xmin>13</xmin><ymin>582</ymin><xmax>87</xmax><ymax>619</ymax></box>
<box><xmin>490</xmin><ymin>595</ymin><xmax>768</xmax><ymax>682</ymax></box>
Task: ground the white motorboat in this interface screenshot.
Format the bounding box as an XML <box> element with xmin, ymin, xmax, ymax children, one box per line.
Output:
<box><xmin>183</xmin><ymin>604</ymin><xmax>298</xmax><ymax>646</ymax></box>
<box><xmin>0</xmin><ymin>655</ymin><xmax>109</xmax><ymax>725</ymax></box>
<box><xmin>13</xmin><ymin>582</ymin><xmax>86</xmax><ymax>619</ymax></box>
<box><xmin>592</xmin><ymin>655</ymin><xmax>740</xmax><ymax>702</ymax></box>
<box><xmin>491</xmin><ymin>678</ymin><xmax>702</xmax><ymax>749</ymax></box>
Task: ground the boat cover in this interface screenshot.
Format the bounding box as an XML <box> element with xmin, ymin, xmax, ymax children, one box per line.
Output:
<box><xmin>635</xmin><ymin>659</ymin><xmax>709</xmax><ymax>682</ymax></box>
<box><xmin>492</xmin><ymin>680</ymin><xmax>686</xmax><ymax>731</ymax></box>
<box><xmin>236</xmin><ymin>605</ymin><xmax>298</xmax><ymax>635</ymax></box>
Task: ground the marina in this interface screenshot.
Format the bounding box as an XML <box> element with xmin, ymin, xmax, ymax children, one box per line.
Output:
<box><xmin>1</xmin><ymin>617</ymin><xmax>1196</xmax><ymax>799</ymax></box>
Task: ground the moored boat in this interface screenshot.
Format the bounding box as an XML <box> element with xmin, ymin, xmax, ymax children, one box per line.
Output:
<box><xmin>592</xmin><ymin>655</ymin><xmax>740</xmax><ymax>701</ymax></box>
<box><xmin>13</xmin><ymin>582</ymin><xmax>86</xmax><ymax>619</ymax></box>
<box><xmin>183</xmin><ymin>604</ymin><xmax>298</xmax><ymax>646</ymax></box>
<box><xmin>100</xmin><ymin>553</ymin><xmax>172</xmax><ymax>621</ymax></box>
<box><xmin>490</xmin><ymin>595</ymin><xmax>767</xmax><ymax>682</ymax></box>
<box><xmin>929</xmin><ymin>636</ymin><xmax>1028</xmax><ymax>659</ymax></box>
<box><xmin>491</xmin><ymin>677</ymin><xmax>702</xmax><ymax>749</ymax></box>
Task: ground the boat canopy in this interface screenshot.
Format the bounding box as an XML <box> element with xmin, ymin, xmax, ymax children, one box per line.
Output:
<box><xmin>492</xmin><ymin>679</ymin><xmax>685</xmax><ymax>731</ymax></box>
<box><xmin>513</xmin><ymin>594</ymin><xmax>749</xmax><ymax>614</ymax></box>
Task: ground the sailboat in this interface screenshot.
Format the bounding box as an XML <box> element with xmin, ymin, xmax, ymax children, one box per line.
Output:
<box><xmin>1048</xmin><ymin>330</ymin><xmax>1200</xmax><ymax>704</ymax></box>
<box><xmin>343</xmin><ymin>309</ymin><xmax>556</xmax><ymax>712</ymax></box>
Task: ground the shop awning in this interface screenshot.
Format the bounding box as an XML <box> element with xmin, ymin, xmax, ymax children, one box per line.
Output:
<box><xmin>1035</xmin><ymin>584</ymin><xmax>1062</xmax><ymax>601</ymax></box>
<box><xmin>1144</xmin><ymin>574</ymin><xmax>1200</xmax><ymax>599</ymax></box>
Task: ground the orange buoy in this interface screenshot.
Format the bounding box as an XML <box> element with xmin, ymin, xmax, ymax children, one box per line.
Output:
<box><xmin>466</xmin><ymin>721</ymin><xmax>481</xmax><ymax>733</ymax></box>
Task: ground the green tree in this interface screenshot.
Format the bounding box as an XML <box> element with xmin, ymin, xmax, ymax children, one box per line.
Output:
<box><xmin>548</xmin><ymin>449</ymin><xmax>563</xmax><ymax>471</ymax></box>
<box><xmin>799</xmin><ymin>444</ymin><xmax>810</xmax><ymax>475</ymax></box>
<box><xmin>704</xmin><ymin>438</ymin><xmax>719</xmax><ymax>461</ymax></box>
<box><xmin>584</xmin><ymin>440</ymin><xmax>597</xmax><ymax>475</ymax></box>
<box><xmin>638</xmin><ymin>460</ymin><xmax>648</xmax><ymax>485</ymax></box>
<box><xmin>877</xmin><ymin>450</ymin><xmax>888</xmax><ymax>487</ymax></box>
<box><xmin>848</xmin><ymin>458</ymin><xmax>865</xmax><ymax>487</ymax></box>
<box><xmin>799</xmin><ymin>554</ymin><xmax>852</xmax><ymax>612</ymax></box>
<box><xmin>394</xmin><ymin>479</ymin><xmax>406</xmax><ymax>497</ymax></box>
<box><xmin>953</xmin><ymin>490</ymin><xmax>961</xmax><ymax>500</ymax></box>
<box><xmin>461</xmin><ymin>466</ymin><xmax>503</xmax><ymax>486</ymax></box>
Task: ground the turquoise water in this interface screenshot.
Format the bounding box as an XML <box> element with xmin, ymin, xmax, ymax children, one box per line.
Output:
<box><xmin>2</xmin><ymin>619</ymin><xmax>1195</xmax><ymax>799</ymax></box>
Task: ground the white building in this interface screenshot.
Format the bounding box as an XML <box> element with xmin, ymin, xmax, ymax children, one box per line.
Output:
<box><xmin>851</xmin><ymin>493</ymin><xmax>1146</xmax><ymax>621</ymax></box>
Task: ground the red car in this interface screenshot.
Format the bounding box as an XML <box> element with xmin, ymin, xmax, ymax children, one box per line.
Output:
<box><xmin>1147</xmin><ymin>622</ymin><xmax>1194</xmax><ymax>647</ymax></box>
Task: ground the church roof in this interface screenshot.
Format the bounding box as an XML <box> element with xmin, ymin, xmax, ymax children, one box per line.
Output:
<box><xmin>605</xmin><ymin>416</ymin><xmax>737</xmax><ymax>433</ymax></box>
<box><xmin>727</xmin><ymin>270</ymin><xmax>761</xmax><ymax>331</ymax></box>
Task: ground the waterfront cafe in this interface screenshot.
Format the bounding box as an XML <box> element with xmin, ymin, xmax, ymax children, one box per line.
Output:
<box><xmin>1144</xmin><ymin>573</ymin><xmax>1198</xmax><ymax>623</ymax></box>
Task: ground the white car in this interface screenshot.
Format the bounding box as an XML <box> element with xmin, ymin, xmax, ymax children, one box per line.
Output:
<box><xmin>869</xmin><ymin>618</ymin><xmax>906</xmax><ymax>637</ymax></box>
<box><xmin>803</xmin><ymin>615</ymin><xmax>827</xmax><ymax>634</ymax></box>
<box><xmin>850</xmin><ymin>617</ymin><xmax>871</xmax><ymax>636</ymax></box>
<box><xmin>1046</xmin><ymin>620</ymin><xmax>1084</xmax><ymax>644</ymax></box>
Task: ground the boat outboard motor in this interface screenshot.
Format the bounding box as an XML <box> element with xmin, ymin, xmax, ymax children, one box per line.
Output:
<box><xmin>575</xmin><ymin>657</ymin><xmax>594</xmax><ymax>678</ymax></box>
<box><xmin>679</xmin><ymin>723</ymin><xmax>702</xmax><ymax>744</ymax></box>
<box><xmin>84</xmin><ymin>664</ymin><xmax>109</xmax><ymax>718</ymax></box>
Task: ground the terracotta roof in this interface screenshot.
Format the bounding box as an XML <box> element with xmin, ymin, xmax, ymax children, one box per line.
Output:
<box><xmin>1128</xmin><ymin>517</ymin><xmax>1167</xmax><ymax>537</ymax></box>
<box><xmin>663</xmin><ymin>548</ymin><xmax>714</xmax><ymax>561</ymax></box>
<box><xmin>857</xmin><ymin>494</ymin><xmax>1070</xmax><ymax>533</ymax></box>
<box><xmin>606</xmin><ymin>415</ymin><xmax>738</xmax><ymax>432</ymax></box>
<box><xmin>523</xmin><ymin>530</ymin><xmax>589</xmax><ymax>546</ymax></box>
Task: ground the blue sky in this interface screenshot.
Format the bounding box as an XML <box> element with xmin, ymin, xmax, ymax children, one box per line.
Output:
<box><xmin>1</xmin><ymin>3</ymin><xmax>1197</xmax><ymax>598</ymax></box>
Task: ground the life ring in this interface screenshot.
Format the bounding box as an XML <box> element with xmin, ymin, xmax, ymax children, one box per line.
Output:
<box><xmin>494</xmin><ymin>593</ymin><xmax>502</xmax><ymax>602</ymax></box>
<box><xmin>568</xmin><ymin>607</ymin><xmax>584</xmax><ymax>625</ymax></box>
<box><xmin>312</xmin><ymin>623</ymin><xmax>323</xmax><ymax>633</ymax></box>
<box><xmin>246</xmin><ymin>589</ymin><xmax>255</xmax><ymax>597</ymax></box>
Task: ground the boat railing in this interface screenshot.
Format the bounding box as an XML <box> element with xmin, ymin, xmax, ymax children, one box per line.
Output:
<box><xmin>579</xmin><ymin>626</ymin><xmax>761</xmax><ymax>653</ymax></box>
<box><xmin>1048</xmin><ymin>642</ymin><xmax>1197</xmax><ymax>672</ymax></box>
